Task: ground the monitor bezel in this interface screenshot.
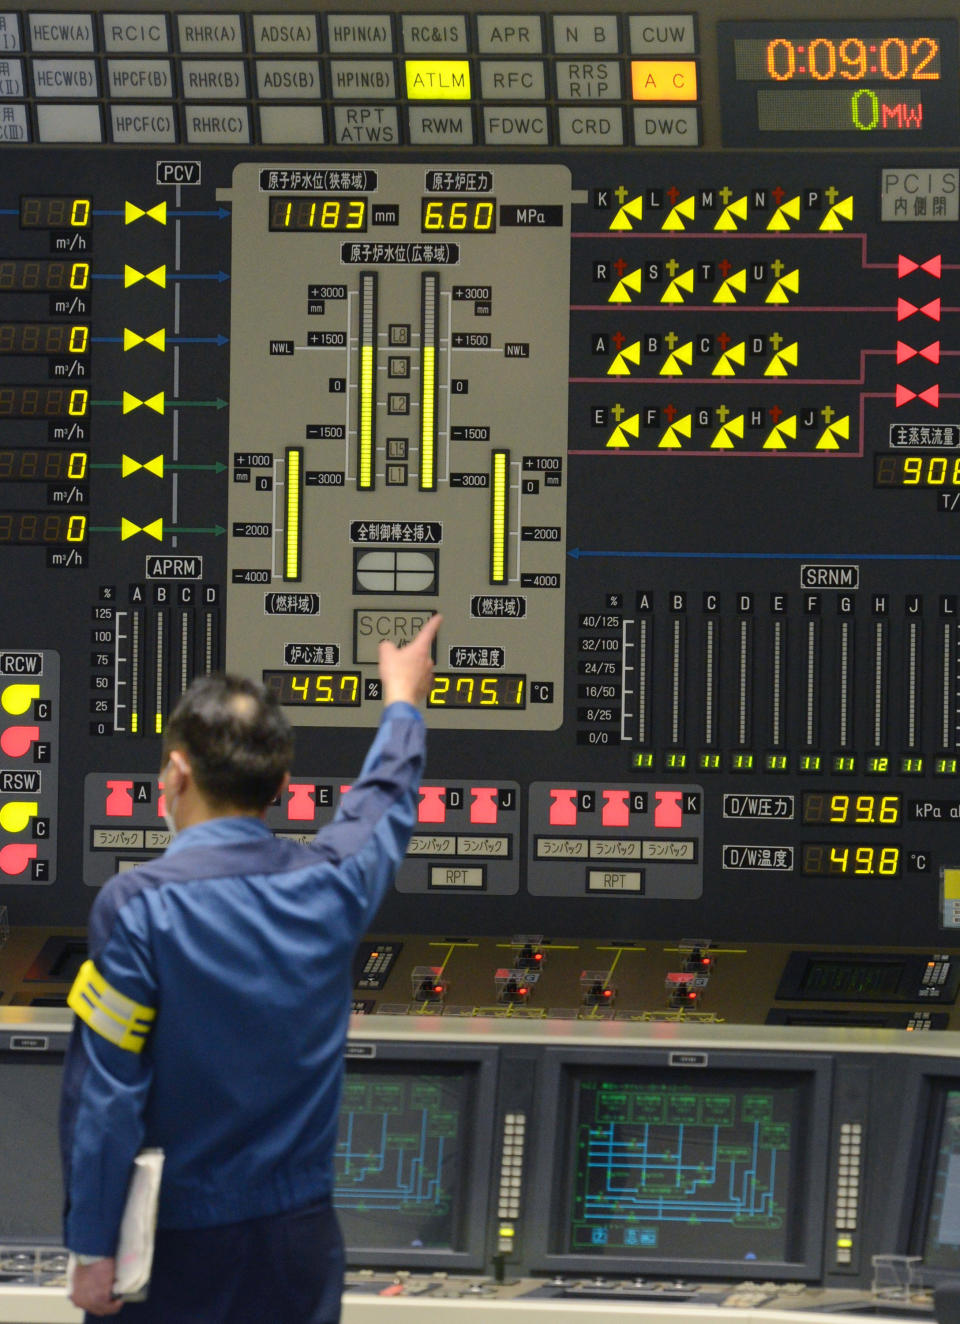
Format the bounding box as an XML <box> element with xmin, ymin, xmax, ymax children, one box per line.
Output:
<box><xmin>892</xmin><ymin>1060</ymin><xmax>960</xmax><ymax>1283</ymax></box>
<box><xmin>524</xmin><ymin>1045</ymin><xmax>833</xmax><ymax>1281</ymax></box>
<box><xmin>338</xmin><ymin>1039</ymin><xmax>498</xmax><ymax>1272</ymax></box>
<box><xmin>0</xmin><ymin>1034</ymin><xmax>70</xmax><ymax>1248</ymax></box>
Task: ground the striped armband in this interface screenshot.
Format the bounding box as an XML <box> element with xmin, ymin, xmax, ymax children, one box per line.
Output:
<box><xmin>67</xmin><ymin>958</ymin><xmax>156</xmax><ymax>1053</ymax></box>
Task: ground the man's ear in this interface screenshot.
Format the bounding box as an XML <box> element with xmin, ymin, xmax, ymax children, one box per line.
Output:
<box><xmin>164</xmin><ymin>749</ymin><xmax>191</xmax><ymax>790</ymax></box>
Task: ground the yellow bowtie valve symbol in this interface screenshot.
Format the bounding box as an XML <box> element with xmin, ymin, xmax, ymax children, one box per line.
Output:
<box><xmin>124</xmin><ymin>265</ymin><xmax>167</xmax><ymax>289</ymax></box>
<box><xmin>123</xmin><ymin>328</ymin><xmax>166</xmax><ymax>352</ymax></box>
<box><xmin>122</xmin><ymin>454</ymin><xmax>165</xmax><ymax>478</ymax></box>
<box><xmin>123</xmin><ymin>391</ymin><xmax>165</xmax><ymax>415</ymax></box>
<box><xmin>121</xmin><ymin>517</ymin><xmax>164</xmax><ymax>541</ymax></box>
<box><xmin>125</xmin><ymin>201</ymin><xmax>167</xmax><ymax>226</ymax></box>
<box><xmin>0</xmin><ymin>801</ymin><xmax>38</xmax><ymax>833</ymax></box>
<box><xmin>1</xmin><ymin>683</ymin><xmax>40</xmax><ymax>716</ymax></box>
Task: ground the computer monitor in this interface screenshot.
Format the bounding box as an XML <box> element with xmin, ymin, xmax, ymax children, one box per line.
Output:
<box><xmin>905</xmin><ymin>1076</ymin><xmax>960</xmax><ymax>1277</ymax></box>
<box><xmin>334</xmin><ymin>1041</ymin><xmax>498</xmax><ymax>1270</ymax></box>
<box><xmin>527</xmin><ymin>1047</ymin><xmax>833</xmax><ymax>1281</ymax></box>
<box><xmin>0</xmin><ymin>1044</ymin><xmax>67</xmax><ymax>1245</ymax></box>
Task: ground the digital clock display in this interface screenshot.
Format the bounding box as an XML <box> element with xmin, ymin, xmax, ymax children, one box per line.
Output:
<box><xmin>268</xmin><ymin>197</ymin><xmax>367</xmax><ymax>232</ymax></box>
<box><xmin>735</xmin><ymin>35</ymin><xmax>941</xmax><ymax>82</ymax></box>
<box><xmin>798</xmin><ymin>958</ymin><xmax>906</xmax><ymax>1000</ymax></box>
<box><xmin>0</xmin><ymin>449</ymin><xmax>87</xmax><ymax>481</ymax></box>
<box><xmin>719</xmin><ymin>21</ymin><xmax>959</xmax><ymax>145</ymax></box>
<box><xmin>428</xmin><ymin>673</ymin><xmax>525</xmax><ymax>708</ymax></box>
<box><xmin>20</xmin><ymin>197</ymin><xmax>91</xmax><ymax>229</ymax></box>
<box><xmin>262</xmin><ymin>670</ymin><xmax>362</xmax><ymax>706</ymax></box>
<box><xmin>0</xmin><ymin>324</ymin><xmax>88</xmax><ymax>356</ymax></box>
<box><xmin>801</xmin><ymin>792</ymin><xmax>901</xmax><ymax>826</ymax></box>
<box><xmin>0</xmin><ymin>512</ymin><xmax>86</xmax><ymax>545</ymax></box>
<box><xmin>421</xmin><ymin>198</ymin><xmax>497</xmax><ymax>233</ymax></box>
<box><xmin>876</xmin><ymin>455</ymin><xmax>960</xmax><ymax>488</ymax></box>
<box><xmin>0</xmin><ymin>260</ymin><xmax>89</xmax><ymax>292</ymax></box>
<box><xmin>0</xmin><ymin>388</ymin><xmax>88</xmax><ymax>418</ymax></box>
<box><xmin>801</xmin><ymin>844</ymin><xmax>901</xmax><ymax>877</ymax></box>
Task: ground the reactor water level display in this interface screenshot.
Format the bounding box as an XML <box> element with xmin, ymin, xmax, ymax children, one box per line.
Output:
<box><xmin>223</xmin><ymin>163</ymin><xmax>573</xmax><ymax>728</ymax></box>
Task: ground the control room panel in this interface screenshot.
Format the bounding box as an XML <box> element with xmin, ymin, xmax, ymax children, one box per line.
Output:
<box><xmin>2</xmin><ymin>0</ymin><xmax>960</xmax><ymax>981</ymax></box>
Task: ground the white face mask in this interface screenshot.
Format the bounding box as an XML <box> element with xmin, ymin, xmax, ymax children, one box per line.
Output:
<box><xmin>161</xmin><ymin>762</ymin><xmax>178</xmax><ymax>838</ymax></box>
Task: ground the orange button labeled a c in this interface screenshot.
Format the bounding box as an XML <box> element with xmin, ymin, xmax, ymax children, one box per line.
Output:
<box><xmin>631</xmin><ymin>60</ymin><xmax>698</xmax><ymax>101</ymax></box>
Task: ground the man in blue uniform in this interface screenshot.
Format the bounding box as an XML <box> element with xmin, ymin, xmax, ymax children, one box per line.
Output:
<box><xmin>60</xmin><ymin>613</ymin><xmax>441</xmax><ymax>1320</ymax></box>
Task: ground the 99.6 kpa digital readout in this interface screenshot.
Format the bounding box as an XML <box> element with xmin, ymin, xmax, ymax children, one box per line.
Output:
<box><xmin>802</xmin><ymin>792</ymin><xmax>901</xmax><ymax>825</ymax></box>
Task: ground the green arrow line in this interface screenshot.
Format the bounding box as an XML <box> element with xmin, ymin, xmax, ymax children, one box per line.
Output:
<box><xmin>168</xmin><ymin>461</ymin><xmax>228</xmax><ymax>473</ymax></box>
<box><xmin>89</xmin><ymin>525</ymin><xmax>121</xmax><ymax>533</ymax></box>
<box><xmin>169</xmin><ymin>524</ymin><xmax>226</xmax><ymax>535</ymax></box>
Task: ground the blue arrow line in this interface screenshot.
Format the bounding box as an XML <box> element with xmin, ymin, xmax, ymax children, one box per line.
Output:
<box><xmin>91</xmin><ymin>336</ymin><xmax>123</xmax><ymax>344</ymax></box>
<box><xmin>0</xmin><ymin>209</ymin><xmax>18</xmax><ymax>216</ymax></box>
<box><xmin>91</xmin><ymin>273</ymin><xmax>124</xmax><ymax>280</ymax></box>
<box><xmin>170</xmin><ymin>271</ymin><xmax>230</xmax><ymax>282</ymax></box>
<box><xmin>170</xmin><ymin>208</ymin><xmax>231</xmax><ymax>219</ymax></box>
<box><xmin>92</xmin><ymin>209</ymin><xmax>125</xmax><ymax>217</ymax></box>
<box><xmin>569</xmin><ymin>548</ymin><xmax>960</xmax><ymax>562</ymax></box>
<box><xmin>169</xmin><ymin>334</ymin><xmax>229</xmax><ymax>346</ymax></box>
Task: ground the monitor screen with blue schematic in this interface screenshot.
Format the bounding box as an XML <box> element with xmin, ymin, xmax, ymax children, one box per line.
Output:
<box><xmin>527</xmin><ymin>1049</ymin><xmax>833</xmax><ymax>1282</ymax></box>
<box><xmin>333</xmin><ymin>1043</ymin><xmax>499</xmax><ymax>1271</ymax></box>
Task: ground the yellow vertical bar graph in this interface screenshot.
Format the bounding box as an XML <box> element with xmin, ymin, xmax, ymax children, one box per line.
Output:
<box><xmin>284</xmin><ymin>446</ymin><xmax>302</xmax><ymax>581</ymax></box>
<box><xmin>490</xmin><ymin>449</ymin><xmax>509</xmax><ymax>584</ymax></box>
<box><xmin>358</xmin><ymin>273</ymin><xmax>377</xmax><ymax>490</ymax></box>
<box><xmin>130</xmin><ymin>609</ymin><xmax>141</xmax><ymax>734</ymax></box>
<box><xmin>420</xmin><ymin>273</ymin><xmax>438</xmax><ymax>490</ymax></box>
<box><xmin>154</xmin><ymin>610</ymin><xmax>165</xmax><ymax>734</ymax></box>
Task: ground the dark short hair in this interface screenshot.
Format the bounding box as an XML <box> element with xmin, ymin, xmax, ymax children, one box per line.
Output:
<box><xmin>162</xmin><ymin>673</ymin><xmax>294</xmax><ymax>812</ymax></box>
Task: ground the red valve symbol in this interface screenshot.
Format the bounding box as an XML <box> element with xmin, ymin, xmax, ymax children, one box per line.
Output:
<box><xmin>105</xmin><ymin>780</ymin><xmax>134</xmax><ymax>817</ymax></box>
<box><xmin>418</xmin><ymin>786</ymin><xmax>446</xmax><ymax>824</ymax></box>
<box><xmin>601</xmin><ymin>789</ymin><xmax>630</xmax><ymax>828</ymax></box>
<box><xmin>0</xmin><ymin>726</ymin><xmax>39</xmax><ymax>758</ymax></box>
<box><xmin>287</xmin><ymin>784</ymin><xmax>316</xmax><ymax>821</ymax></box>
<box><xmin>549</xmin><ymin>788</ymin><xmax>578</xmax><ymax>826</ymax></box>
<box><xmin>470</xmin><ymin>787</ymin><xmax>498</xmax><ymax>825</ymax></box>
<box><xmin>654</xmin><ymin>790</ymin><xmax>683</xmax><ymax>829</ymax></box>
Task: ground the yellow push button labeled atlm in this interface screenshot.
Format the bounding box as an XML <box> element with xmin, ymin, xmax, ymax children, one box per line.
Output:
<box><xmin>405</xmin><ymin>60</ymin><xmax>471</xmax><ymax>99</ymax></box>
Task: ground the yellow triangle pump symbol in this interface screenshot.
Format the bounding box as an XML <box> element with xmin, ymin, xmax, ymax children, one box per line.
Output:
<box><xmin>145</xmin><ymin>329</ymin><xmax>165</xmax><ymax>351</ymax></box>
<box><xmin>713</xmin><ymin>270</ymin><xmax>747</xmax><ymax>304</ymax></box>
<box><xmin>121</xmin><ymin>517</ymin><xmax>141</xmax><ymax>540</ymax></box>
<box><xmin>711</xmin><ymin>414</ymin><xmax>744</xmax><ymax>448</ymax></box>
<box><xmin>766</xmin><ymin>196</ymin><xmax>801</xmax><ymax>231</ymax></box>
<box><xmin>142</xmin><ymin>517</ymin><xmax>163</xmax><ymax>540</ymax></box>
<box><xmin>123</xmin><ymin>391</ymin><xmax>165</xmax><ymax>415</ymax></box>
<box><xmin>607</xmin><ymin>341</ymin><xmax>642</xmax><ymax>376</ymax></box>
<box><xmin>712</xmin><ymin>342</ymin><xmax>746</xmax><ymax>376</ymax></box>
<box><xmin>124</xmin><ymin>265</ymin><xmax>144</xmax><ymax>288</ymax></box>
<box><xmin>662</xmin><ymin>195</ymin><xmax>696</xmax><ymax>231</ymax></box>
<box><xmin>816</xmin><ymin>416</ymin><xmax>850</xmax><ymax>450</ymax></box>
<box><xmin>764</xmin><ymin>342</ymin><xmax>799</xmax><ymax>377</ymax></box>
<box><xmin>143</xmin><ymin>453</ymin><xmax>164</xmax><ymax>476</ymax></box>
<box><xmin>659</xmin><ymin>341</ymin><xmax>694</xmax><ymax>376</ymax></box>
<box><xmin>763</xmin><ymin>415</ymin><xmax>797</xmax><ymax>449</ymax></box>
<box><xmin>606</xmin><ymin>413</ymin><xmax>640</xmax><ymax>448</ymax></box>
<box><xmin>146</xmin><ymin>266</ymin><xmax>166</xmax><ymax>288</ymax></box>
<box><xmin>660</xmin><ymin>269</ymin><xmax>695</xmax><ymax>304</ymax></box>
<box><xmin>765</xmin><ymin>270</ymin><xmax>800</xmax><ymax>304</ymax></box>
<box><xmin>123</xmin><ymin>328</ymin><xmax>144</xmax><ymax>351</ymax></box>
<box><xmin>609</xmin><ymin>197</ymin><xmax>644</xmax><ymax>230</ymax></box>
<box><xmin>122</xmin><ymin>391</ymin><xmax>141</xmax><ymax>414</ymax></box>
<box><xmin>714</xmin><ymin>197</ymin><xmax>749</xmax><ymax>231</ymax></box>
<box><xmin>121</xmin><ymin>454</ymin><xmax>142</xmax><ymax>477</ymax></box>
<box><xmin>144</xmin><ymin>391</ymin><xmax>165</xmax><ymax>414</ymax></box>
<box><xmin>820</xmin><ymin>196</ymin><xmax>854</xmax><ymax>231</ymax></box>
<box><xmin>659</xmin><ymin>414</ymin><xmax>691</xmax><ymax>448</ymax></box>
<box><xmin>608</xmin><ymin>269</ymin><xmax>643</xmax><ymax>303</ymax></box>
